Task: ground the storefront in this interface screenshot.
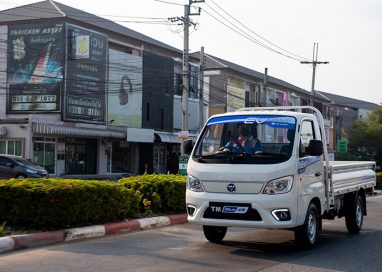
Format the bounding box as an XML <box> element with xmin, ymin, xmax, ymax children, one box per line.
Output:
<box><xmin>31</xmin><ymin>122</ymin><xmax>127</xmax><ymax>176</ymax></box>
<box><xmin>154</xmin><ymin>132</ymin><xmax>181</xmax><ymax>174</ymax></box>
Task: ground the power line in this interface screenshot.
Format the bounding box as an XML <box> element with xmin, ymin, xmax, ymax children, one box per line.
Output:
<box><xmin>200</xmin><ymin>7</ymin><xmax>302</xmax><ymax>62</ymax></box>
<box><xmin>207</xmin><ymin>0</ymin><xmax>310</xmax><ymax>62</ymax></box>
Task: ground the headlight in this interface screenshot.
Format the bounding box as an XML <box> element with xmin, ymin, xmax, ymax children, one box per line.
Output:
<box><xmin>263</xmin><ymin>175</ymin><xmax>293</xmax><ymax>195</ymax></box>
<box><xmin>187</xmin><ymin>175</ymin><xmax>205</xmax><ymax>192</ymax></box>
<box><xmin>26</xmin><ymin>168</ymin><xmax>38</xmax><ymax>174</ymax></box>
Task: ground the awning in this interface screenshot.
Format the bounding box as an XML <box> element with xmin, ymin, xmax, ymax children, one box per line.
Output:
<box><xmin>33</xmin><ymin>123</ymin><xmax>126</xmax><ymax>138</ymax></box>
<box><xmin>155</xmin><ymin>132</ymin><xmax>181</xmax><ymax>143</ymax></box>
<box><xmin>154</xmin><ymin>132</ymin><xmax>197</xmax><ymax>143</ymax></box>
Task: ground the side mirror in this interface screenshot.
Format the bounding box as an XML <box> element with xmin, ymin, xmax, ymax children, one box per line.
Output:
<box><xmin>308</xmin><ymin>140</ymin><xmax>323</xmax><ymax>156</ymax></box>
<box><xmin>183</xmin><ymin>139</ymin><xmax>194</xmax><ymax>155</ymax></box>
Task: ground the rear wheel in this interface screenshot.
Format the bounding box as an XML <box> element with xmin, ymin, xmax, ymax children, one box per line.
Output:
<box><xmin>203</xmin><ymin>225</ymin><xmax>227</xmax><ymax>243</ymax></box>
<box><xmin>345</xmin><ymin>194</ymin><xmax>363</xmax><ymax>234</ymax></box>
<box><xmin>294</xmin><ymin>203</ymin><xmax>319</xmax><ymax>248</ymax></box>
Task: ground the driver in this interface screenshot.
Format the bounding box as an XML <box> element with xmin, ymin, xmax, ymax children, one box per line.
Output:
<box><xmin>225</xmin><ymin>125</ymin><xmax>261</xmax><ymax>154</ymax></box>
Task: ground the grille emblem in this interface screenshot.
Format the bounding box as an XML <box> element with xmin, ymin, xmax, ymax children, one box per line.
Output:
<box><xmin>227</xmin><ymin>183</ymin><xmax>236</xmax><ymax>192</ymax></box>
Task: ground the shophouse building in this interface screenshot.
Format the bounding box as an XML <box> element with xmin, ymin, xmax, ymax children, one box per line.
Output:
<box><xmin>190</xmin><ymin>52</ymin><xmax>333</xmax><ymax>145</ymax></box>
<box><xmin>0</xmin><ymin>0</ymin><xmax>202</xmax><ymax>177</ymax></box>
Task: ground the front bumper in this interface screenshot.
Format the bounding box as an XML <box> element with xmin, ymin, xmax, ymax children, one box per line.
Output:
<box><xmin>186</xmin><ymin>190</ymin><xmax>299</xmax><ymax>229</ymax></box>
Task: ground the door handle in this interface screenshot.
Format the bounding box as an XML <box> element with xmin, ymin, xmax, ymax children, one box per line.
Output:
<box><xmin>315</xmin><ymin>171</ymin><xmax>322</xmax><ymax>177</ymax></box>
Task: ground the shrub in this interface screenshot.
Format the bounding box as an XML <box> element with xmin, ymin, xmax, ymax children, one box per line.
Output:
<box><xmin>0</xmin><ymin>178</ymin><xmax>141</xmax><ymax>230</ymax></box>
<box><xmin>376</xmin><ymin>172</ymin><xmax>382</xmax><ymax>190</ymax></box>
<box><xmin>119</xmin><ymin>174</ymin><xmax>187</xmax><ymax>215</ymax></box>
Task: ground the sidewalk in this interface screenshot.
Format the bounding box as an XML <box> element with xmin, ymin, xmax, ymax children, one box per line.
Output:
<box><xmin>0</xmin><ymin>214</ymin><xmax>188</xmax><ymax>254</ymax></box>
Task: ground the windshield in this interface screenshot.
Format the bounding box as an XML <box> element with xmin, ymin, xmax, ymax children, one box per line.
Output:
<box><xmin>193</xmin><ymin>115</ymin><xmax>296</xmax><ymax>164</ymax></box>
<box><xmin>13</xmin><ymin>157</ymin><xmax>39</xmax><ymax>168</ymax></box>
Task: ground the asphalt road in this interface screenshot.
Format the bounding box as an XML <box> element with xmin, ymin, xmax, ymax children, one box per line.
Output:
<box><xmin>1</xmin><ymin>194</ymin><xmax>382</xmax><ymax>272</ymax></box>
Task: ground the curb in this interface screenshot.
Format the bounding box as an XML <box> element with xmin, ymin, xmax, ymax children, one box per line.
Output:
<box><xmin>0</xmin><ymin>213</ymin><xmax>188</xmax><ymax>254</ymax></box>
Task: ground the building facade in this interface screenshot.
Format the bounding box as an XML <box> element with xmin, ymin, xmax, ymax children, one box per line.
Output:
<box><xmin>0</xmin><ymin>1</ymin><xmax>197</xmax><ymax>177</ymax></box>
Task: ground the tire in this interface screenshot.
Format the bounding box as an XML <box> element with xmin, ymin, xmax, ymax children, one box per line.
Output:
<box><xmin>345</xmin><ymin>194</ymin><xmax>363</xmax><ymax>234</ymax></box>
<box><xmin>294</xmin><ymin>203</ymin><xmax>319</xmax><ymax>248</ymax></box>
<box><xmin>203</xmin><ymin>225</ymin><xmax>227</xmax><ymax>243</ymax></box>
<box><xmin>16</xmin><ymin>174</ymin><xmax>26</xmax><ymax>178</ymax></box>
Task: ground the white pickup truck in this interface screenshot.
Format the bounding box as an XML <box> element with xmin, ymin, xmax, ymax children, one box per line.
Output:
<box><xmin>185</xmin><ymin>106</ymin><xmax>376</xmax><ymax>248</ymax></box>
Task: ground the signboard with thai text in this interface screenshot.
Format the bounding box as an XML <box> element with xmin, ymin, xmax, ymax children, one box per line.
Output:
<box><xmin>64</xmin><ymin>25</ymin><xmax>107</xmax><ymax>123</ymax></box>
<box><xmin>7</xmin><ymin>23</ymin><xmax>64</xmax><ymax>112</ymax></box>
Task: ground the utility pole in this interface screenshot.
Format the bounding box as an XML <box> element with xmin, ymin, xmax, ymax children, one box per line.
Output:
<box><xmin>301</xmin><ymin>43</ymin><xmax>329</xmax><ymax>105</ymax></box>
<box><xmin>169</xmin><ymin>0</ymin><xmax>204</xmax><ymax>155</ymax></box>
<box><xmin>261</xmin><ymin>68</ymin><xmax>268</xmax><ymax>141</ymax></box>
<box><xmin>199</xmin><ymin>46</ymin><xmax>205</xmax><ymax>133</ymax></box>
<box><xmin>262</xmin><ymin>67</ymin><xmax>268</xmax><ymax>107</ymax></box>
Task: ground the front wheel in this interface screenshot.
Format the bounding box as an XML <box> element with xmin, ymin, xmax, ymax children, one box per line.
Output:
<box><xmin>294</xmin><ymin>203</ymin><xmax>319</xmax><ymax>248</ymax></box>
<box><xmin>345</xmin><ymin>194</ymin><xmax>364</xmax><ymax>234</ymax></box>
<box><xmin>203</xmin><ymin>225</ymin><xmax>227</xmax><ymax>243</ymax></box>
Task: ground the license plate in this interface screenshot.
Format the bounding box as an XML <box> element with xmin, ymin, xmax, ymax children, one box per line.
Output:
<box><xmin>209</xmin><ymin>202</ymin><xmax>251</xmax><ymax>214</ymax></box>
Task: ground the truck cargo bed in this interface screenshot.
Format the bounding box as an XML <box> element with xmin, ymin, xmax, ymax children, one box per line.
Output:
<box><xmin>327</xmin><ymin>161</ymin><xmax>376</xmax><ymax>196</ymax></box>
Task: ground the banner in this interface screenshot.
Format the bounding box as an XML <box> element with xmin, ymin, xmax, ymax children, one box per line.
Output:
<box><xmin>227</xmin><ymin>77</ymin><xmax>245</xmax><ymax>112</ymax></box>
<box><xmin>7</xmin><ymin>23</ymin><xmax>64</xmax><ymax>112</ymax></box>
<box><xmin>108</xmin><ymin>48</ymin><xmax>142</xmax><ymax>127</ymax></box>
<box><xmin>65</xmin><ymin>25</ymin><xmax>107</xmax><ymax>122</ymax></box>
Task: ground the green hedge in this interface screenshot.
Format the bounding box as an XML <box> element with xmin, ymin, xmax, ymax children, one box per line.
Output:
<box><xmin>0</xmin><ymin>178</ymin><xmax>141</xmax><ymax>230</ymax></box>
<box><xmin>119</xmin><ymin>174</ymin><xmax>187</xmax><ymax>215</ymax></box>
<box><xmin>0</xmin><ymin>174</ymin><xmax>187</xmax><ymax>230</ymax></box>
<box><xmin>377</xmin><ymin>173</ymin><xmax>382</xmax><ymax>190</ymax></box>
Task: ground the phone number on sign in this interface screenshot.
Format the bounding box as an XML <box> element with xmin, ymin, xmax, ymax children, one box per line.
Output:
<box><xmin>11</xmin><ymin>95</ymin><xmax>57</xmax><ymax>102</ymax></box>
<box><xmin>68</xmin><ymin>106</ymin><xmax>102</xmax><ymax>117</ymax></box>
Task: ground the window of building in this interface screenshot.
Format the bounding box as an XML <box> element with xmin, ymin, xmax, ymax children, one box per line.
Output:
<box><xmin>0</xmin><ymin>140</ymin><xmax>22</xmax><ymax>156</ymax></box>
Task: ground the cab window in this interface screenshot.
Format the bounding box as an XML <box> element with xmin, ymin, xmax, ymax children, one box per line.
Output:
<box><xmin>299</xmin><ymin>120</ymin><xmax>315</xmax><ymax>157</ymax></box>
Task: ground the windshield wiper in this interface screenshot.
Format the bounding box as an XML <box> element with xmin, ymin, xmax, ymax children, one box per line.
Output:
<box><xmin>198</xmin><ymin>149</ymin><xmax>233</xmax><ymax>159</ymax></box>
<box><xmin>197</xmin><ymin>149</ymin><xmax>253</xmax><ymax>162</ymax></box>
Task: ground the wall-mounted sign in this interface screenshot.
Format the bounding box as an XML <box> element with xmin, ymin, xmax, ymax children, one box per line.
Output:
<box><xmin>337</xmin><ymin>139</ymin><xmax>348</xmax><ymax>153</ymax></box>
<box><xmin>108</xmin><ymin>49</ymin><xmax>143</xmax><ymax>127</ymax></box>
<box><xmin>178</xmin><ymin>130</ymin><xmax>189</xmax><ymax>140</ymax></box>
<box><xmin>7</xmin><ymin>23</ymin><xmax>64</xmax><ymax>113</ymax></box>
<box><xmin>65</xmin><ymin>25</ymin><xmax>107</xmax><ymax>123</ymax></box>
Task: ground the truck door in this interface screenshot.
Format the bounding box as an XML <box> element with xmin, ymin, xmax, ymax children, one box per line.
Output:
<box><xmin>297</xmin><ymin>119</ymin><xmax>325</xmax><ymax>215</ymax></box>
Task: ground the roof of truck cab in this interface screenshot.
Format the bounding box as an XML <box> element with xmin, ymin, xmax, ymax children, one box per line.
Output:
<box><xmin>209</xmin><ymin>110</ymin><xmax>315</xmax><ymax>119</ymax></box>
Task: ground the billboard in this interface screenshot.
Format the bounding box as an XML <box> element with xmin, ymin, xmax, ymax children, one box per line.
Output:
<box><xmin>65</xmin><ymin>25</ymin><xmax>107</xmax><ymax>123</ymax></box>
<box><xmin>7</xmin><ymin>23</ymin><xmax>64</xmax><ymax>112</ymax></box>
<box><xmin>108</xmin><ymin>48</ymin><xmax>143</xmax><ymax>127</ymax></box>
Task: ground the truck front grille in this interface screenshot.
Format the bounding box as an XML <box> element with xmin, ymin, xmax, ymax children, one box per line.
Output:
<box><xmin>203</xmin><ymin>208</ymin><xmax>262</xmax><ymax>221</ymax></box>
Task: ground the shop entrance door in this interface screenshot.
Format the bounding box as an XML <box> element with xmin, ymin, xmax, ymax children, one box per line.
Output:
<box><xmin>33</xmin><ymin>137</ymin><xmax>56</xmax><ymax>175</ymax></box>
<box><xmin>65</xmin><ymin>138</ymin><xmax>97</xmax><ymax>175</ymax></box>
<box><xmin>153</xmin><ymin>144</ymin><xmax>166</xmax><ymax>174</ymax></box>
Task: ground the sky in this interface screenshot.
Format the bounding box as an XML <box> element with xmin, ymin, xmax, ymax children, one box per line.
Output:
<box><xmin>1</xmin><ymin>0</ymin><xmax>381</xmax><ymax>105</ymax></box>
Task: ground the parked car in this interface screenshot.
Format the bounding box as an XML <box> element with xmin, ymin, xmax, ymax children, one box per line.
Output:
<box><xmin>0</xmin><ymin>155</ymin><xmax>48</xmax><ymax>179</ymax></box>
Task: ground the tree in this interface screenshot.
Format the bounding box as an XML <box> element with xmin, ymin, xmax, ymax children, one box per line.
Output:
<box><xmin>345</xmin><ymin>106</ymin><xmax>382</xmax><ymax>165</ymax></box>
